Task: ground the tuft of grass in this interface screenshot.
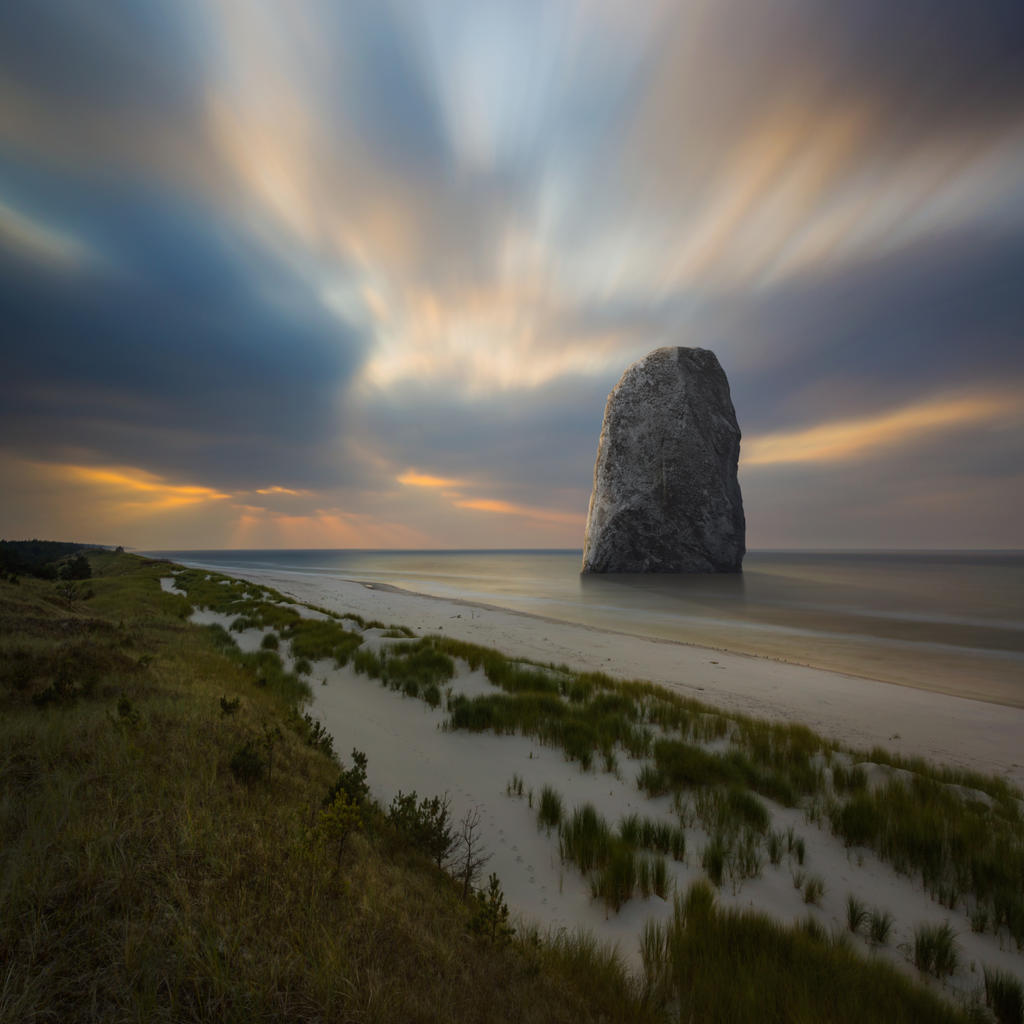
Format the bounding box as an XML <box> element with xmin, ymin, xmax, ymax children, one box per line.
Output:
<box><xmin>591</xmin><ymin>844</ymin><xmax>637</xmax><ymax>913</ymax></box>
<box><xmin>913</xmin><ymin>921</ymin><xmax>958</xmax><ymax>978</ymax></box>
<box><xmin>538</xmin><ymin>785</ymin><xmax>563</xmax><ymax>831</ymax></box>
<box><xmin>868</xmin><ymin>908</ymin><xmax>894</xmax><ymax>946</ymax></box>
<box><xmin>560</xmin><ymin>804</ymin><xmax>613</xmax><ymax>873</ymax></box>
<box><xmin>651</xmin><ymin>856</ymin><xmax>669</xmax><ymax>900</ymax></box>
<box><xmin>803</xmin><ymin>875</ymin><xmax>825</xmax><ymax>906</ymax></box>
<box><xmin>984</xmin><ymin>966</ymin><xmax>1024</xmax><ymax>1024</ymax></box>
<box><xmin>846</xmin><ymin>894</ymin><xmax>868</xmax><ymax>934</ymax></box>
<box><xmin>702</xmin><ymin>834</ymin><xmax>729</xmax><ymax>888</ymax></box>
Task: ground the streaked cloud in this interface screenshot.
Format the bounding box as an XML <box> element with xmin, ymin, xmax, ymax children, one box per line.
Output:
<box><xmin>454</xmin><ymin>497</ymin><xmax>581</xmax><ymax>527</ymax></box>
<box><xmin>743</xmin><ymin>393</ymin><xmax>1020</xmax><ymax>467</ymax></box>
<box><xmin>56</xmin><ymin>463</ymin><xmax>231</xmax><ymax>511</ymax></box>
<box><xmin>255</xmin><ymin>486</ymin><xmax>313</xmax><ymax>497</ymax></box>
<box><xmin>0</xmin><ymin>197</ymin><xmax>97</xmax><ymax>269</ymax></box>
<box><xmin>1</xmin><ymin>0</ymin><xmax>1022</xmax><ymax>549</ymax></box>
<box><xmin>397</xmin><ymin>470</ymin><xmax>465</xmax><ymax>490</ymax></box>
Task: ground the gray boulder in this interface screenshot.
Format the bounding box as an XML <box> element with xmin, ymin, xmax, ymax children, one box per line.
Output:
<box><xmin>582</xmin><ymin>347</ymin><xmax>745</xmax><ymax>573</ymax></box>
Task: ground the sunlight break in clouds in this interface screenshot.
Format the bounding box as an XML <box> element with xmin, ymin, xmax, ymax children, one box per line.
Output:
<box><xmin>742</xmin><ymin>393</ymin><xmax>1020</xmax><ymax>467</ymax></box>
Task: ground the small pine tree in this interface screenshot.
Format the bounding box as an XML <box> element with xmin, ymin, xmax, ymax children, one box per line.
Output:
<box><xmin>317</xmin><ymin>791</ymin><xmax>363</xmax><ymax>868</ymax></box>
<box><xmin>324</xmin><ymin>749</ymin><xmax>369</xmax><ymax>807</ymax></box>
<box><xmin>471</xmin><ymin>873</ymin><xmax>514</xmax><ymax>944</ymax></box>
<box><xmin>388</xmin><ymin>791</ymin><xmax>455</xmax><ymax>868</ymax></box>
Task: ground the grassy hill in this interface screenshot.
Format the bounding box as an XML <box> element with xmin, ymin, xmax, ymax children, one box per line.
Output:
<box><xmin>0</xmin><ymin>551</ymin><xmax>988</xmax><ymax>1022</ymax></box>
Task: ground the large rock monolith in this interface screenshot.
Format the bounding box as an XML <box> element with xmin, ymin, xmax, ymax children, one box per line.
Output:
<box><xmin>581</xmin><ymin>347</ymin><xmax>745</xmax><ymax>573</ymax></box>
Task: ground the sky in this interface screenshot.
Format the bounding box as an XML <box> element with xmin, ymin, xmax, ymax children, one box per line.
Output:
<box><xmin>1</xmin><ymin>0</ymin><xmax>1022</xmax><ymax>551</ymax></box>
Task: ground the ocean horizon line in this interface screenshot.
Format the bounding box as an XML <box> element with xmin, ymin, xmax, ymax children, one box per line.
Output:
<box><xmin>142</xmin><ymin>546</ymin><xmax>1024</xmax><ymax>556</ymax></box>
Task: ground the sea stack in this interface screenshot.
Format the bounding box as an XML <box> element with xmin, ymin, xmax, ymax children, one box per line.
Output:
<box><xmin>582</xmin><ymin>347</ymin><xmax>745</xmax><ymax>573</ymax></box>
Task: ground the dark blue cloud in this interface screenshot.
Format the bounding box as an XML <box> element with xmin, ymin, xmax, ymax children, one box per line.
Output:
<box><xmin>0</xmin><ymin>2</ymin><xmax>210</xmax><ymax>124</ymax></box>
<box><xmin>0</xmin><ymin>156</ymin><xmax>367</xmax><ymax>489</ymax></box>
<box><xmin>324</xmin><ymin>1</ymin><xmax>450</xmax><ymax>176</ymax></box>
<box><xmin>718</xmin><ymin>228</ymin><xmax>1024</xmax><ymax>431</ymax></box>
<box><xmin>361</xmin><ymin>374</ymin><xmax>611</xmax><ymax>499</ymax></box>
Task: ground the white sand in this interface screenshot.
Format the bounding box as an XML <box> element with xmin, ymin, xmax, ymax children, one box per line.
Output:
<box><xmin>202</xmin><ymin>568</ymin><xmax>1024</xmax><ymax>788</ymax></box>
<box><xmin>178</xmin><ymin>568</ymin><xmax>1024</xmax><ymax>997</ymax></box>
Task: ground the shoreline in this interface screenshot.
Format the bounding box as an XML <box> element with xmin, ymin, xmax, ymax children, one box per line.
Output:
<box><xmin>164</xmin><ymin>554</ymin><xmax>1024</xmax><ymax>707</ymax></box>
<box><xmin>194</xmin><ymin>562</ymin><xmax>1024</xmax><ymax>788</ymax></box>
<box><xmin>355</xmin><ymin>577</ymin><xmax>1024</xmax><ymax>709</ymax></box>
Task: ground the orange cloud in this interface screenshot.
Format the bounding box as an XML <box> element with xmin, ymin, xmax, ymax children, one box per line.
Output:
<box><xmin>62</xmin><ymin>464</ymin><xmax>232</xmax><ymax>509</ymax></box>
<box><xmin>255</xmin><ymin>485</ymin><xmax>311</xmax><ymax>496</ymax></box>
<box><xmin>743</xmin><ymin>393</ymin><xmax>1018</xmax><ymax>467</ymax></box>
<box><xmin>454</xmin><ymin>497</ymin><xmax>581</xmax><ymax>526</ymax></box>
<box><xmin>397</xmin><ymin>470</ymin><xmax>465</xmax><ymax>489</ymax></box>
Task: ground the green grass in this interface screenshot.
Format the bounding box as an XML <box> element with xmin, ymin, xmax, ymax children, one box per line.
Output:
<box><xmin>538</xmin><ymin>785</ymin><xmax>563</xmax><ymax>831</ymax></box>
<box><xmin>639</xmin><ymin>882</ymin><xmax>972</xmax><ymax>1024</ymax></box>
<box><xmin>913</xmin><ymin>921</ymin><xmax>959</xmax><ymax>978</ymax></box>
<box><xmin>829</xmin><ymin>774</ymin><xmax>1024</xmax><ymax>945</ymax></box>
<box><xmin>869</xmin><ymin>907</ymin><xmax>894</xmax><ymax>946</ymax></box>
<box><xmin>12</xmin><ymin>551</ymin><xmax>1014</xmax><ymax>1020</ymax></box>
<box><xmin>433</xmin><ymin>632</ymin><xmax>1023</xmax><ymax>941</ymax></box>
<box><xmin>0</xmin><ymin>554</ymin><xmax>669</xmax><ymax>1024</ymax></box>
<box><xmin>984</xmin><ymin>965</ymin><xmax>1024</xmax><ymax>1024</ymax></box>
<box><xmin>846</xmin><ymin>893</ymin><xmax>868</xmax><ymax>934</ymax></box>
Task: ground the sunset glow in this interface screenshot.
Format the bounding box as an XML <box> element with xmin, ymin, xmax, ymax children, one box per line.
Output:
<box><xmin>1</xmin><ymin>2</ymin><xmax>1021</xmax><ymax>550</ymax></box>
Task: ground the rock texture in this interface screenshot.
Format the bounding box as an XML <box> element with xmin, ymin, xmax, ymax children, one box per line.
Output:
<box><xmin>582</xmin><ymin>347</ymin><xmax>745</xmax><ymax>573</ymax></box>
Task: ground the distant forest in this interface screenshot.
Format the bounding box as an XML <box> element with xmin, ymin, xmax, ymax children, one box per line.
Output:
<box><xmin>0</xmin><ymin>540</ymin><xmax>113</xmax><ymax>579</ymax></box>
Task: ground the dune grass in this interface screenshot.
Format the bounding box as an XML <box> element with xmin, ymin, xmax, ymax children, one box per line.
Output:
<box><xmin>913</xmin><ymin>921</ymin><xmax>959</xmax><ymax>978</ymax></box>
<box><xmin>829</xmin><ymin>774</ymin><xmax>1024</xmax><ymax>946</ymax></box>
<box><xmin>432</xmin><ymin>631</ymin><xmax>1024</xmax><ymax>952</ymax></box>
<box><xmin>12</xmin><ymin>553</ymin><xmax>1013</xmax><ymax>1019</ymax></box>
<box><xmin>984</xmin><ymin>965</ymin><xmax>1024</xmax><ymax>1024</ymax></box>
<box><xmin>537</xmin><ymin>784</ymin><xmax>563</xmax><ymax>831</ymax></box>
<box><xmin>638</xmin><ymin>881</ymin><xmax>971</xmax><ymax>1024</ymax></box>
<box><xmin>0</xmin><ymin>554</ymin><xmax>665</xmax><ymax>1023</ymax></box>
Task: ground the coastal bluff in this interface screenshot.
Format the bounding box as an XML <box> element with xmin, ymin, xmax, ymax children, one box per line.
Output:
<box><xmin>582</xmin><ymin>346</ymin><xmax>745</xmax><ymax>573</ymax></box>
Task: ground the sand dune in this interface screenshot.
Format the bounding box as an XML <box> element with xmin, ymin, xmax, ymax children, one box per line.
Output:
<box><xmin>176</xmin><ymin>567</ymin><xmax>1024</xmax><ymax>1001</ymax></box>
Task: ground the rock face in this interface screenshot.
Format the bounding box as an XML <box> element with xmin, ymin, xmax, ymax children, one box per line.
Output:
<box><xmin>582</xmin><ymin>347</ymin><xmax>745</xmax><ymax>573</ymax></box>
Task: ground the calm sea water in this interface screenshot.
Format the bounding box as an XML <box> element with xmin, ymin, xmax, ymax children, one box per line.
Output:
<box><xmin>147</xmin><ymin>549</ymin><xmax>1024</xmax><ymax>705</ymax></box>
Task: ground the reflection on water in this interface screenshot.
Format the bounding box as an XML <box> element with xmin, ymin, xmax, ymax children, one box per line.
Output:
<box><xmin>147</xmin><ymin>548</ymin><xmax>1024</xmax><ymax>705</ymax></box>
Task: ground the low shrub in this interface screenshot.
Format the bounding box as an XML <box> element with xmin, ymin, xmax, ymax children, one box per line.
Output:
<box><xmin>229</xmin><ymin>741</ymin><xmax>264</xmax><ymax>784</ymax></box>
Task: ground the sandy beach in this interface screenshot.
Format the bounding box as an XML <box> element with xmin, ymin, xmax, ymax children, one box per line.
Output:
<box><xmin>171</xmin><ymin>565</ymin><xmax>1024</xmax><ymax>998</ymax></box>
<box><xmin>210</xmin><ymin>565</ymin><xmax>1024</xmax><ymax>788</ymax></box>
